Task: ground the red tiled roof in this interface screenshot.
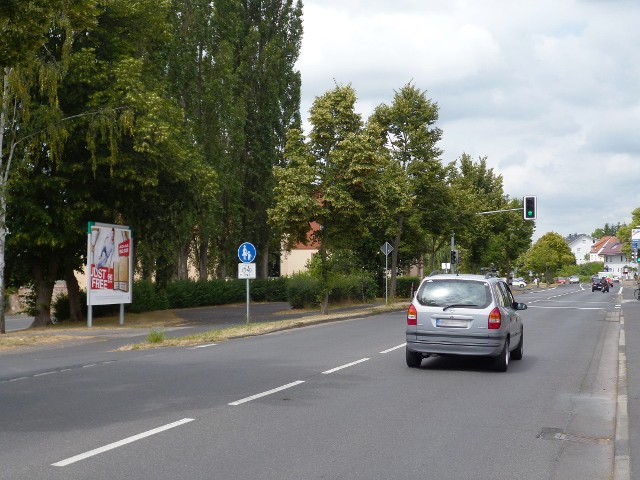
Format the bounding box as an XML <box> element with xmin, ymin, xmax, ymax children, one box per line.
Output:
<box><xmin>591</xmin><ymin>236</ymin><xmax>621</xmax><ymax>255</ymax></box>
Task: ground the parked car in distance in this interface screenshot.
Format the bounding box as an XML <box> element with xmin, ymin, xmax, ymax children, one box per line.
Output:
<box><xmin>569</xmin><ymin>275</ymin><xmax>580</xmax><ymax>284</ymax></box>
<box><xmin>406</xmin><ymin>273</ymin><xmax>527</xmax><ymax>372</ymax></box>
<box><xmin>557</xmin><ymin>278</ymin><xmax>568</xmax><ymax>285</ymax></box>
<box><xmin>512</xmin><ymin>278</ymin><xmax>527</xmax><ymax>288</ymax></box>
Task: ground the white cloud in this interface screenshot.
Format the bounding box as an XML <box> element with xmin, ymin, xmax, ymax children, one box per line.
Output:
<box><xmin>297</xmin><ymin>0</ymin><xmax>640</xmax><ymax>240</ymax></box>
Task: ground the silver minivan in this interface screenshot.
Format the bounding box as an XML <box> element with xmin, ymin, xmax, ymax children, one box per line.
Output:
<box><xmin>406</xmin><ymin>273</ymin><xmax>527</xmax><ymax>372</ymax></box>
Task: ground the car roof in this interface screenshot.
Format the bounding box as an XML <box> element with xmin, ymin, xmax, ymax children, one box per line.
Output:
<box><xmin>425</xmin><ymin>273</ymin><xmax>496</xmax><ymax>282</ymax></box>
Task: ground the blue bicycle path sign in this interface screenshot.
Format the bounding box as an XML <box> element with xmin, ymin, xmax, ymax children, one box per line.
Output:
<box><xmin>238</xmin><ymin>242</ymin><xmax>256</xmax><ymax>263</ymax></box>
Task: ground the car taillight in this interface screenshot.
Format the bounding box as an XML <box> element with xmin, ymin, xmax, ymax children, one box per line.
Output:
<box><xmin>407</xmin><ymin>304</ymin><xmax>417</xmax><ymax>326</ymax></box>
<box><xmin>488</xmin><ymin>307</ymin><xmax>502</xmax><ymax>329</ymax></box>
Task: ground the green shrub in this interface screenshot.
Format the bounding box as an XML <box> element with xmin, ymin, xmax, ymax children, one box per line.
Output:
<box><xmin>250</xmin><ymin>277</ymin><xmax>288</xmax><ymax>302</ymax></box>
<box><xmin>129</xmin><ymin>280</ymin><xmax>169</xmax><ymax>313</ymax></box>
<box><xmin>328</xmin><ymin>274</ymin><xmax>376</xmax><ymax>303</ymax></box>
<box><xmin>395</xmin><ymin>277</ymin><xmax>421</xmax><ymax>299</ymax></box>
<box><xmin>52</xmin><ymin>281</ymin><xmax>168</xmax><ymax>320</ymax></box>
<box><xmin>165</xmin><ymin>279</ymin><xmax>246</xmax><ymax>308</ymax></box>
<box><xmin>287</xmin><ymin>273</ymin><xmax>321</xmax><ymax>308</ymax></box>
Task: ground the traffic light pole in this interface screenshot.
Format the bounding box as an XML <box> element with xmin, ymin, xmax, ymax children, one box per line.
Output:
<box><xmin>477</xmin><ymin>196</ymin><xmax>537</xmax><ymax>220</ymax></box>
<box><xmin>476</xmin><ymin>207</ymin><xmax>522</xmax><ymax>215</ymax></box>
<box><xmin>451</xmin><ymin>233</ymin><xmax>456</xmax><ymax>274</ymax></box>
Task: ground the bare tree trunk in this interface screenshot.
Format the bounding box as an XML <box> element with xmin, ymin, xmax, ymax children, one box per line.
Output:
<box><xmin>64</xmin><ymin>267</ymin><xmax>84</xmax><ymax>322</ymax></box>
<box><xmin>198</xmin><ymin>238</ymin><xmax>208</xmax><ymax>280</ymax></box>
<box><xmin>260</xmin><ymin>243</ymin><xmax>269</xmax><ymax>279</ymax></box>
<box><xmin>390</xmin><ymin>214</ymin><xmax>404</xmax><ymax>302</ymax></box>
<box><xmin>0</xmin><ymin>69</ymin><xmax>12</xmax><ymax>334</ymax></box>
<box><xmin>319</xmin><ymin>235</ymin><xmax>329</xmax><ymax>315</ymax></box>
<box><xmin>30</xmin><ymin>260</ymin><xmax>58</xmax><ymax>328</ymax></box>
<box><xmin>177</xmin><ymin>242</ymin><xmax>189</xmax><ymax>280</ymax></box>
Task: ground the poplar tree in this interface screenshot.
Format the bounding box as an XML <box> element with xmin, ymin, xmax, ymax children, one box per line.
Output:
<box><xmin>167</xmin><ymin>0</ymin><xmax>302</xmax><ymax>279</ymax></box>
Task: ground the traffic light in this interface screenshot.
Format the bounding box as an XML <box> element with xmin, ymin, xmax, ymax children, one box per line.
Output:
<box><xmin>450</xmin><ymin>250</ymin><xmax>457</xmax><ymax>264</ymax></box>
<box><xmin>523</xmin><ymin>195</ymin><xmax>537</xmax><ymax>220</ymax></box>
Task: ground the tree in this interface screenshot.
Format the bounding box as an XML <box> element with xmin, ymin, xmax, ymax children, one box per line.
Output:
<box><xmin>0</xmin><ymin>0</ymin><xmax>97</xmax><ymax>333</ymax></box>
<box><xmin>616</xmin><ymin>207</ymin><xmax>640</xmax><ymax>261</ymax></box>
<box><xmin>5</xmin><ymin>0</ymin><xmax>217</xmax><ymax>327</ymax></box>
<box><xmin>269</xmin><ymin>84</ymin><xmax>388</xmax><ymax>313</ymax></box>
<box><xmin>166</xmin><ymin>0</ymin><xmax>302</xmax><ymax>280</ymax></box>
<box><xmin>592</xmin><ymin>222</ymin><xmax>622</xmax><ymax>238</ymax></box>
<box><xmin>521</xmin><ymin>232</ymin><xmax>575</xmax><ymax>283</ymax></box>
<box><xmin>447</xmin><ymin>154</ymin><xmax>533</xmax><ymax>275</ymax></box>
<box><xmin>369</xmin><ymin>83</ymin><xmax>442</xmax><ymax>299</ymax></box>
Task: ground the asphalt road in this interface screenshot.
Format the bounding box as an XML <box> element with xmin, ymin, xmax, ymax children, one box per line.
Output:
<box><xmin>0</xmin><ymin>283</ymin><xmax>626</xmax><ymax>479</ymax></box>
<box><xmin>4</xmin><ymin>314</ymin><xmax>34</xmax><ymax>332</ymax></box>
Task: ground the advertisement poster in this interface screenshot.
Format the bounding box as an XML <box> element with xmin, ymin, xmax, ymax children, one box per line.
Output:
<box><xmin>87</xmin><ymin>222</ymin><xmax>133</xmax><ymax>306</ymax></box>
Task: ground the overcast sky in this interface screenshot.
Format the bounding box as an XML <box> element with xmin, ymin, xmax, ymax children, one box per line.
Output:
<box><xmin>295</xmin><ymin>0</ymin><xmax>640</xmax><ymax>241</ymax></box>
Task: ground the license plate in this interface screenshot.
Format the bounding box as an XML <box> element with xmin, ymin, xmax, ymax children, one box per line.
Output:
<box><xmin>436</xmin><ymin>318</ymin><xmax>468</xmax><ymax>328</ymax></box>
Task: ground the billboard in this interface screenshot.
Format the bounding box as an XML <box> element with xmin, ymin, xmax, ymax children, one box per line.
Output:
<box><xmin>87</xmin><ymin>222</ymin><xmax>133</xmax><ymax>306</ymax></box>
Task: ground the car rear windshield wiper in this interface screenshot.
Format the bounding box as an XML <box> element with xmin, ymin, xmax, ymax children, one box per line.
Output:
<box><xmin>442</xmin><ymin>303</ymin><xmax>480</xmax><ymax>311</ymax></box>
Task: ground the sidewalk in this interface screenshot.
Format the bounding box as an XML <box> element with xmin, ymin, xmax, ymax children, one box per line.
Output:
<box><xmin>618</xmin><ymin>280</ymin><xmax>640</xmax><ymax>479</ymax></box>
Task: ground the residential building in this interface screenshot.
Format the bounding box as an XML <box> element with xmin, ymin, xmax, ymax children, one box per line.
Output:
<box><xmin>590</xmin><ymin>236</ymin><xmax>629</xmax><ymax>278</ymax></box>
<box><xmin>279</xmin><ymin>222</ymin><xmax>320</xmax><ymax>276</ymax></box>
<box><xmin>565</xmin><ymin>233</ymin><xmax>595</xmax><ymax>265</ymax></box>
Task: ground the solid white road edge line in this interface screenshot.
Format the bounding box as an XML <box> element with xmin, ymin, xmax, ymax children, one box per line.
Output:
<box><xmin>380</xmin><ymin>343</ymin><xmax>406</xmax><ymax>354</ymax></box>
<box><xmin>229</xmin><ymin>381</ymin><xmax>305</xmax><ymax>406</ymax></box>
<box><xmin>189</xmin><ymin>343</ymin><xmax>217</xmax><ymax>349</ymax></box>
<box><xmin>322</xmin><ymin>358</ymin><xmax>369</xmax><ymax>374</ymax></box>
<box><xmin>52</xmin><ymin>418</ymin><xmax>195</xmax><ymax>467</ymax></box>
<box><xmin>526</xmin><ymin>305</ymin><xmax>606</xmax><ymax>310</ymax></box>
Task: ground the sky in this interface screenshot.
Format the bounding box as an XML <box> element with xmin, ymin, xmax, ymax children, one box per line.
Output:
<box><xmin>295</xmin><ymin>0</ymin><xmax>640</xmax><ymax>241</ymax></box>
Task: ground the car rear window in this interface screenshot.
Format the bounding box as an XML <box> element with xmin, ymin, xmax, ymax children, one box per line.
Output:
<box><xmin>416</xmin><ymin>279</ymin><xmax>491</xmax><ymax>308</ymax></box>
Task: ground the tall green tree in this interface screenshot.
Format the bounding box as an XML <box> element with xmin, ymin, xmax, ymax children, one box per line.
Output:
<box><xmin>269</xmin><ymin>85</ymin><xmax>388</xmax><ymax>313</ymax></box>
<box><xmin>615</xmin><ymin>207</ymin><xmax>640</xmax><ymax>260</ymax></box>
<box><xmin>592</xmin><ymin>222</ymin><xmax>622</xmax><ymax>239</ymax></box>
<box><xmin>6</xmin><ymin>0</ymin><xmax>216</xmax><ymax>326</ymax></box>
<box><xmin>448</xmin><ymin>154</ymin><xmax>533</xmax><ymax>275</ymax></box>
<box><xmin>521</xmin><ymin>232</ymin><xmax>575</xmax><ymax>283</ymax></box>
<box><xmin>166</xmin><ymin>0</ymin><xmax>302</xmax><ymax>279</ymax></box>
<box><xmin>369</xmin><ymin>83</ymin><xmax>442</xmax><ymax>299</ymax></box>
<box><xmin>0</xmin><ymin>0</ymin><xmax>97</xmax><ymax>333</ymax></box>
<box><xmin>238</xmin><ymin>0</ymin><xmax>302</xmax><ymax>277</ymax></box>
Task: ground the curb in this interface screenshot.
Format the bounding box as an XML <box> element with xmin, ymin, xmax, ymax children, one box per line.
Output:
<box><xmin>615</xmin><ymin>287</ymin><xmax>631</xmax><ymax>480</ymax></box>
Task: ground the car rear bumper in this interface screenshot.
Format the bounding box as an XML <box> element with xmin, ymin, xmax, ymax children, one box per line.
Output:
<box><xmin>406</xmin><ymin>331</ymin><xmax>507</xmax><ymax>357</ymax></box>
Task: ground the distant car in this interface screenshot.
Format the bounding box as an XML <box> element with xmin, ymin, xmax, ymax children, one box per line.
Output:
<box><xmin>512</xmin><ymin>279</ymin><xmax>527</xmax><ymax>288</ymax></box>
<box><xmin>591</xmin><ymin>277</ymin><xmax>602</xmax><ymax>291</ymax></box>
<box><xmin>406</xmin><ymin>273</ymin><xmax>527</xmax><ymax>372</ymax></box>
<box><xmin>557</xmin><ymin>278</ymin><xmax>568</xmax><ymax>285</ymax></box>
<box><xmin>569</xmin><ymin>275</ymin><xmax>580</xmax><ymax>284</ymax></box>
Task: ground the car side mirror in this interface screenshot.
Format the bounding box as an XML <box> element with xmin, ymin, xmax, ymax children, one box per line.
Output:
<box><xmin>514</xmin><ymin>302</ymin><xmax>527</xmax><ymax>310</ymax></box>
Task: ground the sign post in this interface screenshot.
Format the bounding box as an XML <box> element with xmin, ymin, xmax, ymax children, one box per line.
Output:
<box><xmin>380</xmin><ymin>242</ymin><xmax>393</xmax><ymax>305</ymax></box>
<box><xmin>238</xmin><ymin>242</ymin><xmax>257</xmax><ymax>324</ymax></box>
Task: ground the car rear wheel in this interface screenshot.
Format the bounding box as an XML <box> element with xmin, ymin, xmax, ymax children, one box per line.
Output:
<box><xmin>493</xmin><ymin>338</ymin><xmax>509</xmax><ymax>372</ymax></box>
<box><xmin>406</xmin><ymin>348</ymin><xmax>422</xmax><ymax>368</ymax></box>
<box><xmin>511</xmin><ymin>331</ymin><xmax>523</xmax><ymax>360</ymax></box>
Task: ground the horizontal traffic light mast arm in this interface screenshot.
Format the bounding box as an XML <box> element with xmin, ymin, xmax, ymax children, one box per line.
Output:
<box><xmin>476</xmin><ymin>208</ymin><xmax>524</xmax><ymax>215</ymax></box>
